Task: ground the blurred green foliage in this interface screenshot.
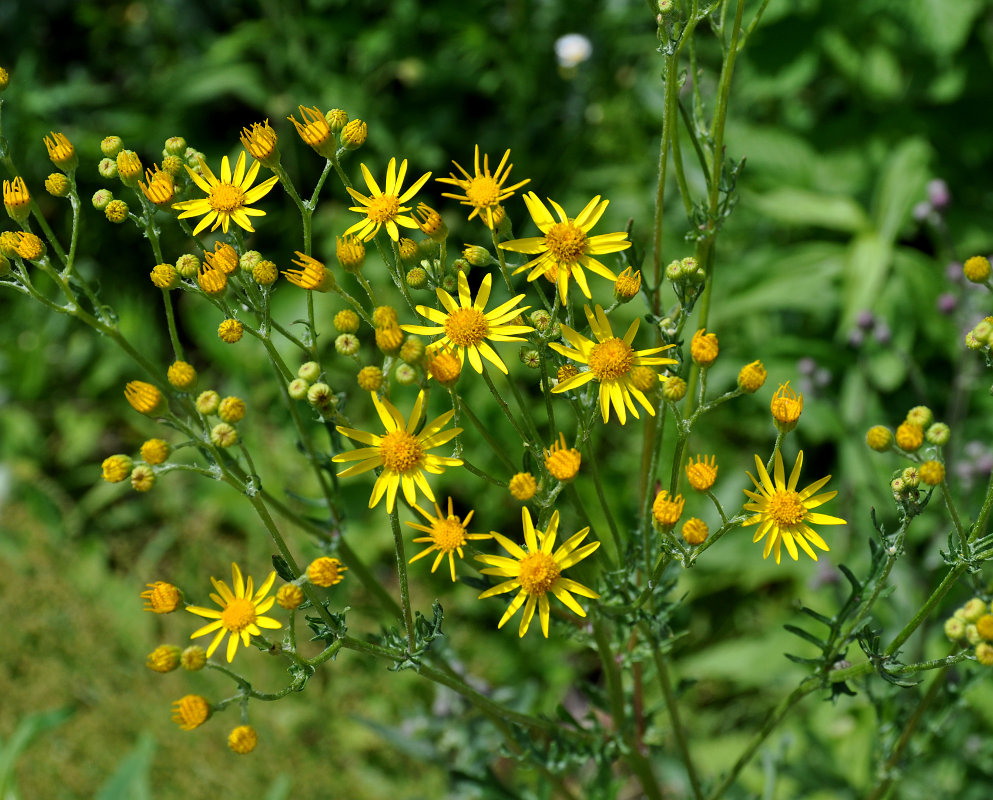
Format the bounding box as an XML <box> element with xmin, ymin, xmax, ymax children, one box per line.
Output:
<box><xmin>3</xmin><ymin>0</ymin><xmax>993</xmax><ymax>797</ymax></box>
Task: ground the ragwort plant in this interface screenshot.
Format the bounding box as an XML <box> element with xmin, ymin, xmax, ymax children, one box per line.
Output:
<box><xmin>3</xmin><ymin>2</ymin><xmax>993</xmax><ymax>796</ymax></box>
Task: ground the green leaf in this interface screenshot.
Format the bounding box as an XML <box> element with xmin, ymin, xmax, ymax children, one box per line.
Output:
<box><xmin>95</xmin><ymin>734</ymin><xmax>155</xmax><ymax>800</ymax></box>
<box><xmin>748</xmin><ymin>187</ymin><xmax>869</xmax><ymax>232</ymax></box>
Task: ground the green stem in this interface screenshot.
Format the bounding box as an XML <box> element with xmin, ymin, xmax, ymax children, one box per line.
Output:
<box><xmin>649</xmin><ymin>643</ymin><xmax>704</xmax><ymax>800</ymax></box>
<box><xmin>389</xmin><ymin>506</ymin><xmax>416</xmax><ymax>651</ymax></box>
<box><xmin>160</xmin><ymin>289</ymin><xmax>184</xmax><ymax>360</ymax></box>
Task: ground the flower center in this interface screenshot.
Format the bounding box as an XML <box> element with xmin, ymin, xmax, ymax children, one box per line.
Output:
<box><xmin>221</xmin><ymin>597</ymin><xmax>257</xmax><ymax>633</ymax></box>
<box><xmin>587</xmin><ymin>337</ymin><xmax>634</xmax><ymax>381</ymax></box>
<box><xmin>367</xmin><ymin>193</ymin><xmax>400</xmax><ymax>223</ymax></box>
<box><xmin>444</xmin><ymin>307</ymin><xmax>489</xmax><ymax>347</ymax></box>
<box><xmin>465</xmin><ymin>175</ymin><xmax>502</xmax><ymax>208</ymax></box>
<box><xmin>545</xmin><ymin>221</ymin><xmax>588</xmax><ymax>264</ymax></box>
<box><xmin>517</xmin><ymin>551</ymin><xmax>561</xmax><ymax>596</ymax></box>
<box><xmin>379</xmin><ymin>430</ymin><xmax>424</xmax><ymax>473</ymax></box>
<box><xmin>768</xmin><ymin>490</ymin><xmax>806</xmax><ymax>526</ymax></box>
<box><xmin>209</xmin><ymin>183</ymin><xmax>245</xmax><ymax>213</ymax></box>
<box><xmin>432</xmin><ymin>517</ymin><xmax>467</xmax><ymax>551</ymax></box>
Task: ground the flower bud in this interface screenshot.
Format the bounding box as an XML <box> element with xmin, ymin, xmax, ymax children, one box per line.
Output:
<box><xmin>218</xmin><ymin>396</ymin><xmax>246</xmax><ymax>423</ymax></box>
<box><xmin>253</xmin><ymin>260</ymin><xmax>278</xmax><ymax>286</ymax></box>
<box><xmin>336</xmin><ymin>235</ymin><xmax>366</xmax><ymax>274</ymax></box>
<box><xmin>181</xmin><ymin>646</ymin><xmax>207</xmax><ymax>671</ymax></box>
<box><xmin>3</xmin><ymin>177</ymin><xmax>31</xmax><ymax>224</ymax></box>
<box><xmin>340</xmin><ymin>119</ymin><xmax>367</xmax><ymax>150</ymax></box>
<box><xmin>307</xmin><ymin>382</ymin><xmax>335</xmax><ymax>410</ymax></box>
<box><xmin>43</xmin><ymin>132</ymin><xmax>77</xmax><ymax>171</ymax></box>
<box><xmin>298</xmin><ymin>361</ymin><xmax>322</xmax><ymax>382</ymax></box>
<box><xmin>737</xmin><ymin>361</ymin><xmax>767</xmax><ymax>393</ymax></box>
<box><xmin>333</xmin><ymin>310</ymin><xmax>360</xmax><ymax>334</ymax></box>
<box><xmin>406</xmin><ymin>266</ymin><xmax>428</xmax><ymax>289</ymax></box>
<box><xmin>509</xmin><ymin>472</ymin><xmax>538</xmax><ymax>501</ymax></box>
<box><xmin>325</xmin><ymin>108</ymin><xmax>348</xmax><ymax>133</ymax></box>
<box><xmin>97</xmin><ymin>157</ymin><xmax>118</xmax><ymax>179</ymax></box>
<box><xmin>613</xmin><ymin>267</ymin><xmax>641</xmax><ymax>303</ymax></box>
<box><xmin>218</xmin><ymin>319</ymin><xmax>244</xmax><ymax>343</ymax></box>
<box><xmin>400</xmin><ymin>336</ymin><xmax>425</xmax><ymax>364</ymax></box>
<box><xmin>413</xmin><ymin>203</ymin><xmax>447</xmax><ymax>242</ymax></box>
<box><xmin>963</xmin><ymin>598</ymin><xmax>989</xmax><ymax>624</ymax></box>
<box><xmin>101</xmin><ymin>136</ymin><xmax>124</xmax><ymax>158</ymax></box>
<box><xmin>167</xmin><ymin>360</ymin><xmax>197</xmax><ymax>391</ymax></box>
<box><xmin>905</xmin><ymin>406</ymin><xmax>933</xmax><ymax>428</ymax></box>
<box><xmin>210</xmin><ymin>422</ymin><xmax>239</xmax><ymax>448</ymax></box>
<box><xmin>690</xmin><ymin>328</ymin><xmax>719</xmax><ymax>367</ymax></box>
<box><xmin>463</xmin><ymin>245</ymin><xmax>493</xmax><ymax>267</ymax></box>
<box><xmin>239</xmin><ymin>250</ymin><xmax>263</xmax><ymax>274</ymax></box>
<box><xmin>131</xmin><ymin>465</ymin><xmax>156</xmax><ymax>492</ymax></box>
<box><xmin>102</xmin><ymin>454</ymin><xmax>133</xmax><ymax>483</ymax></box>
<box><xmin>357</xmin><ymin>366</ymin><xmax>383</xmax><ymax>391</ymax></box>
<box><xmin>398</xmin><ymin>237</ymin><xmax>420</xmax><ymax>265</ymax></box>
<box><xmin>662</xmin><ymin>376</ymin><xmax>687</xmax><ymax>402</ymax></box>
<box><xmin>105</xmin><ymin>199</ymin><xmax>129</xmax><ymax>223</ymax></box>
<box><xmin>146</xmin><ymin>644</ymin><xmax>182</xmax><ymax>673</ymax></box>
<box><xmin>394</xmin><ymin>364</ymin><xmax>417</xmax><ymax>385</ymax></box>
<box><xmin>196</xmin><ymin>390</ymin><xmax>220</xmax><ymax>415</ymax></box>
<box><xmin>175</xmin><ymin>254</ymin><xmax>200</xmax><ymax>279</ymax></box>
<box><xmin>925</xmin><ymin>422</ymin><xmax>950</xmax><ymax>446</ymax></box>
<box><xmin>288</xmin><ymin>378</ymin><xmax>310</xmax><ymax>400</ymax></box>
<box><xmin>91</xmin><ymin>189</ymin><xmax>113</xmax><ymax>210</ymax></box>
<box><xmin>277</xmin><ymin>584</ymin><xmax>304</xmax><ymax>609</ymax></box>
<box><xmin>116</xmin><ymin>150</ymin><xmax>143</xmax><ymax>187</ymax></box>
<box><xmin>163</xmin><ymin>136</ymin><xmax>187</xmax><ymax>156</ymax></box>
<box><xmin>240</xmin><ymin>120</ymin><xmax>279</xmax><ymax>167</ymax></box>
<box><xmin>124</xmin><ymin>381</ymin><xmax>164</xmax><ymax>415</ymax></box>
<box><xmin>964</xmin><ymin>255</ymin><xmax>991</xmax><ymax>283</ymax></box>
<box><xmin>335</xmin><ymin>333</ymin><xmax>360</xmax><ymax>356</ymax></box>
<box><xmin>865</xmin><ymin>425</ymin><xmax>893</xmax><ymax>452</ymax></box>
<box><xmin>140</xmin><ymin>439</ymin><xmax>170</xmax><ymax>465</ymax></box>
<box><xmin>45</xmin><ymin>173</ymin><xmax>71</xmax><ymax>198</ymax></box>
<box><xmin>895</xmin><ymin>422</ymin><xmax>924</xmax><ymax>452</ymax></box>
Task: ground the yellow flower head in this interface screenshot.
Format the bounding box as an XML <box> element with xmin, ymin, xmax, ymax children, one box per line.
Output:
<box><xmin>287</xmin><ymin>105</ymin><xmax>334</xmax><ymax>158</ymax></box>
<box><xmin>283</xmin><ymin>252</ymin><xmax>335</xmax><ymax>292</ymax></box>
<box><xmin>407</xmin><ymin>497</ymin><xmax>491</xmax><ymax>581</ymax></box>
<box><xmin>918</xmin><ymin>460</ymin><xmax>945</xmax><ymax>486</ymax></box>
<box><xmin>141</xmin><ymin>439</ymin><xmax>170</xmax><ymax>465</ymax></box>
<box><xmin>307</xmin><ymin>556</ymin><xmax>348</xmax><ymax>587</ymax></box>
<box><xmin>436</xmin><ymin>145</ymin><xmax>530</xmax><ymax>230</ymax></box>
<box><xmin>146</xmin><ymin>644</ymin><xmax>182</xmax><ymax>673</ymax></box>
<box><xmin>240</xmin><ymin>119</ymin><xmax>279</xmax><ymax>166</ymax></box>
<box><xmin>125</xmin><ymin>380</ymin><xmax>163</xmax><ymax>415</ymax></box>
<box><xmin>331</xmin><ymin>390</ymin><xmax>463</xmax><ymax>512</ymax></box>
<box><xmin>172</xmin><ymin>151</ymin><xmax>278</xmax><ymax>236</ymax></box>
<box><xmin>544</xmin><ymin>432</ymin><xmax>581</xmax><ymax>481</ymax></box>
<box><xmin>413</xmin><ymin>202</ymin><xmax>447</xmax><ymax>241</ymax></box>
<box><xmin>682</xmin><ymin>517</ymin><xmax>709</xmax><ymax>545</ymax></box>
<box><xmin>14</xmin><ymin>232</ymin><xmax>45</xmax><ymax>261</ymax></box>
<box><xmin>228</xmin><ymin>725</ymin><xmax>258</xmax><ymax>754</ymax></box>
<box><xmin>613</xmin><ymin>267</ymin><xmax>641</xmax><ymax>303</ymax></box>
<box><xmin>185</xmin><ymin>563</ymin><xmax>281</xmax><ymax>663</ymax></box>
<box><xmin>500</xmin><ymin>192</ymin><xmax>630</xmax><ymax>304</ymax></box>
<box><xmin>690</xmin><ymin>328</ymin><xmax>719</xmax><ymax>367</ymax></box>
<box><xmin>336</xmin><ymin>234</ymin><xmax>366</xmax><ymax>273</ymax></box>
<box><xmin>476</xmin><ymin>507</ymin><xmax>600</xmax><ymax>637</ymax></box>
<box><xmin>403</xmin><ymin>271</ymin><xmax>532</xmax><ymax>374</ymax></box>
<box><xmin>141</xmin><ymin>581</ymin><xmax>181</xmax><ymax>613</ymax></box>
<box><xmin>685</xmin><ymin>454</ymin><xmax>718</xmax><ymax>492</ymax></box>
<box><xmin>738</xmin><ymin>360</ymin><xmax>767</xmax><ymax>393</ymax></box>
<box><xmin>423</xmin><ymin>344</ymin><xmax>463</xmax><ymax>387</ymax></box>
<box><xmin>204</xmin><ymin>241</ymin><xmax>239</xmax><ymax>275</ymax></box>
<box><xmin>172</xmin><ymin>695</ymin><xmax>211</xmax><ymax>731</ymax></box>
<box><xmin>652</xmin><ymin>490</ymin><xmax>685</xmax><ymax>528</ymax></box>
<box><xmin>43</xmin><ymin>131</ymin><xmax>77</xmax><ymax>170</ymax></box>
<box><xmin>276</xmin><ymin>584</ymin><xmax>304</xmax><ymax>610</ymax></box>
<box><xmin>508</xmin><ymin>472</ymin><xmax>538</xmax><ymax>501</ymax></box>
<box><xmin>218</xmin><ymin>318</ymin><xmax>244</xmax><ymax>343</ymax></box>
<box><xmin>139</xmin><ymin>166</ymin><xmax>175</xmax><ymax>206</ymax></box>
<box><xmin>743</xmin><ymin>450</ymin><xmax>846</xmax><ymax>564</ymax></box>
<box><xmin>550</xmin><ymin>304</ymin><xmax>677</xmax><ymax>424</ymax></box>
<box><xmin>895</xmin><ymin>421</ymin><xmax>924</xmax><ymax>452</ymax></box>
<box><xmin>3</xmin><ymin>176</ymin><xmax>31</xmax><ymax>223</ymax></box>
<box><xmin>770</xmin><ymin>381</ymin><xmax>803</xmax><ymax>432</ymax></box>
<box><xmin>344</xmin><ymin>157</ymin><xmax>432</xmax><ymax>242</ymax></box>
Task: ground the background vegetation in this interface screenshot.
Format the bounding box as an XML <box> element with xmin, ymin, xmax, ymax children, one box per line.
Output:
<box><xmin>3</xmin><ymin>0</ymin><xmax>993</xmax><ymax>797</ymax></box>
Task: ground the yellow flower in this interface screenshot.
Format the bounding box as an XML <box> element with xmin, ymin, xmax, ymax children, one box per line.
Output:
<box><xmin>770</xmin><ymin>381</ymin><xmax>803</xmax><ymax>433</ymax></box>
<box><xmin>172</xmin><ymin>151</ymin><xmax>278</xmax><ymax>236</ymax></box>
<box><xmin>742</xmin><ymin>450</ymin><xmax>846</xmax><ymax>564</ymax></box>
<box><xmin>3</xmin><ymin>176</ymin><xmax>31</xmax><ymax>223</ymax></box>
<box><xmin>508</xmin><ymin>472</ymin><xmax>538</xmax><ymax>501</ymax></box>
<box><xmin>307</xmin><ymin>556</ymin><xmax>348</xmax><ymax>587</ymax></box>
<box><xmin>436</xmin><ymin>145</ymin><xmax>530</xmax><ymax>230</ymax></box>
<box><xmin>403</xmin><ymin>272</ymin><xmax>533</xmax><ymax>374</ymax></box>
<box><xmin>124</xmin><ymin>380</ymin><xmax>163</xmax><ymax>415</ymax></box>
<box><xmin>499</xmin><ymin>192</ymin><xmax>630</xmax><ymax>303</ymax></box>
<box><xmin>544</xmin><ymin>432</ymin><xmax>581</xmax><ymax>482</ymax></box>
<box><xmin>685</xmin><ymin>454</ymin><xmax>718</xmax><ymax>492</ymax></box>
<box><xmin>550</xmin><ymin>305</ymin><xmax>677</xmax><ymax>424</ymax></box>
<box><xmin>172</xmin><ymin>695</ymin><xmax>211</xmax><ymax>731</ymax></box>
<box><xmin>407</xmin><ymin>498</ymin><xmax>490</xmax><ymax>581</ymax></box>
<box><xmin>476</xmin><ymin>507</ymin><xmax>600</xmax><ymax>638</ymax></box>
<box><xmin>652</xmin><ymin>490</ymin><xmax>685</xmax><ymax>528</ymax></box>
<box><xmin>344</xmin><ymin>157</ymin><xmax>431</xmax><ymax>242</ymax></box>
<box><xmin>228</xmin><ymin>725</ymin><xmax>258</xmax><ymax>754</ymax></box>
<box><xmin>240</xmin><ymin>120</ymin><xmax>279</xmax><ymax>166</ymax></box>
<box><xmin>331</xmin><ymin>390</ymin><xmax>463</xmax><ymax>512</ymax></box>
<box><xmin>282</xmin><ymin>252</ymin><xmax>335</xmax><ymax>292</ymax></box>
<box><xmin>43</xmin><ymin>132</ymin><xmax>77</xmax><ymax>170</ymax></box>
<box><xmin>690</xmin><ymin>328</ymin><xmax>719</xmax><ymax>367</ymax></box>
<box><xmin>138</xmin><ymin>166</ymin><xmax>175</xmax><ymax>206</ymax></box>
<box><xmin>185</xmin><ymin>563</ymin><xmax>281</xmax><ymax>663</ymax></box>
<box><xmin>141</xmin><ymin>581</ymin><xmax>181</xmax><ymax>613</ymax></box>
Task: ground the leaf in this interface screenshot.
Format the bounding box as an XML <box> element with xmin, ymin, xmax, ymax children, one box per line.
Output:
<box><xmin>784</xmin><ymin>623</ymin><xmax>827</xmax><ymax>649</ymax></box>
<box><xmin>94</xmin><ymin>734</ymin><xmax>155</xmax><ymax>800</ymax></box>
<box><xmin>748</xmin><ymin>187</ymin><xmax>869</xmax><ymax>232</ymax></box>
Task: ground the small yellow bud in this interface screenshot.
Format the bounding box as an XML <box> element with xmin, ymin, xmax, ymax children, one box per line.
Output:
<box><xmin>218</xmin><ymin>319</ymin><xmax>244</xmax><ymax>343</ymax></box>
<box><xmin>375</xmin><ymin>323</ymin><xmax>404</xmax><ymax>354</ymax></box>
<box><xmin>288</xmin><ymin>105</ymin><xmax>336</xmax><ymax>159</ymax></box>
<box><xmin>240</xmin><ymin>120</ymin><xmax>279</xmax><ymax>167</ymax></box>
<box><xmin>334</xmin><ymin>309</ymin><xmax>361</xmax><ymax>334</ymax></box>
<box><xmin>400</xmin><ymin>336</ymin><xmax>425</xmax><ymax>364</ymax></box>
<box><xmin>197</xmin><ymin>267</ymin><xmax>227</xmax><ymax>296</ymax></box>
<box><xmin>228</xmin><ymin>725</ymin><xmax>258</xmax><ymax>754</ymax></box>
<box><xmin>424</xmin><ymin>346</ymin><xmax>462</xmax><ymax>387</ymax></box>
<box><xmin>685</xmin><ymin>455</ymin><xmax>718</xmax><ymax>492</ymax></box>
<box><xmin>104</xmin><ymin>199</ymin><xmax>129</xmax><ymax>223</ymax></box>
<box><xmin>14</xmin><ymin>232</ymin><xmax>45</xmax><ymax>261</ymax></box>
<box><xmin>630</xmin><ymin>366</ymin><xmax>657</xmax><ymax>393</ymax></box>
<box><xmin>372</xmin><ymin>305</ymin><xmax>399</xmax><ymax>327</ymax></box>
<box><xmin>894</xmin><ymin>421</ymin><xmax>924</xmax><ymax>452</ymax></box>
<box><xmin>336</xmin><ymin>235</ymin><xmax>366</xmax><ymax>274</ymax></box>
<box><xmin>508</xmin><ymin>472</ymin><xmax>538</xmax><ymax>501</ymax></box>
<box><xmin>613</xmin><ymin>267</ymin><xmax>641</xmax><ymax>303</ymax></box>
<box><xmin>171</xmin><ymin>695</ymin><xmax>211</xmax><ymax>731</ymax></box>
<box><xmin>101</xmin><ymin>136</ymin><xmax>123</xmax><ymax>158</ymax></box>
<box><xmin>413</xmin><ymin>203</ymin><xmax>447</xmax><ymax>242</ymax></box>
<box><xmin>325</xmin><ymin>108</ymin><xmax>348</xmax><ymax>133</ymax></box>
<box><xmin>196</xmin><ymin>390</ymin><xmax>221</xmax><ymax>415</ymax></box>
<box><xmin>661</xmin><ymin>375</ymin><xmax>687</xmax><ymax>402</ymax></box>
<box><xmin>298</xmin><ymin>361</ymin><xmax>321</xmax><ymax>382</ymax></box>
<box><xmin>905</xmin><ymin>406</ymin><xmax>933</xmax><ymax>428</ymax></box>
<box><xmin>146</xmin><ymin>644</ymin><xmax>182</xmax><ymax>673</ymax></box>
<box><xmin>737</xmin><ymin>360</ymin><xmax>767</xmax><ymax>393</ymax></box>
<box><xmin>681</xmin><ymin>517</ymin><xmax>708</xmax><ymax>545</ymax></box>
<box><xmin>167</xmin><ymin>360</ymin><xmax>197</xmax><ymax>391</ymax></box>
<box><xmin>150</xmin><ymin>263</ymin><xmax>180</xmax><ymax>290</ymax></box>
<box><xmin>276</xmin><ymin>584</ymin><xmax>304</xmax><ymax>610</ymax></box>
<box><xmin>45</xmin><ymin>173</ymin><xmax>71</xmax><ymax>198</ymax></box>
<box><xmin>175</xmin><ymin>254</ymin><xmax>200</xmax><ymax>279</ymax></box>
<box><xmin>357</xmin><ymin>365</ymin><xmax>384</xmax><ymax>391</ymax></box>
<box><xmin>43</xmin><ymin>132</ymin><xmax>77</xmax><ymax>171</ymax></box>
<box><xmin>140</xmin><ymin>439</ymin><xmax>170</xmax><ymax>465</ymax></box>
<box><xmin>690</xmin><ymin>328</ymin><xmax>719</xmax><ymax>367</ymax></box>
<box><xmin>918</xmin><ymin>460</ymin><xmax>945</xmax><ymax>486</ymax></box>
<box><xmin>964</xmin><ymin>255</ymin><xmax>991</xmax><ymax>283</ymax></box>
<box><xmin>652</xmin><ymin>490</ymin><xmax>685</xmax><ymax>529</ymax></box>
<box><xmin>544</xmin><ymin>433</ymin><xmax>581</xmax><ymax>482</ymax></box>
<box><xmin>3</xmin><ymin>177</ymin><xmax>32</xmax><ymax>224</ymax></box>
<box><xmin>283</xmin><ymin>252</ymin><xmax>334</xmax><ymax>292</ymax></box>
<box><xmin>770</xmin><ymin>382</ymin><xmax>803</xmax><ymax>433</ymax></box>
<box><xmin>130</xmin><ymin>465</ymin><xmax>156</xmax><ymax>492</ymax></box>
<box><xmin>124</xmin><ymin>380</ymin><xmax>164</xmax><ymax>415</ymax></box>
<box><xmin>340</xmin><ymin>118</ymin><xmax>367</xmax><ymax>150</ymax></box>
<box><xmin>865</xmin><ymin>425</ymin><xmax>893</xmax><ymax>452</ymax></box>
<box><xmin>962</xmin><ymin>598</ymin><xmax>989</xmax><ymax>623</ymax></box>
<box><xmin>141</xmin><ymin>581</ymin><xmax>181</xmax><ymax>613</ymax></box>
<box><xmin>210</xmin><ymin>423</ymin><xmax>239</xmax><ymax>448</ymax></box>
<box><xmin>218</xmin><ymin>396</ymin><xmax>246</xmax><ymax>423</ymax></box>
<box><xmin>405</xmin><ymin>266</ymin><xmax>428</xmax><ymax>289</ymax></box>
<box><xmin>253</xmin><ymin>259</ymin><xmax>278</xmax><ymax>286</ymax></box>
<box><xmin>116</xmin><ymin>150</ymin><xmax>143</xmax><ymax>187</ymax></box>
<box><xmin>463</xmin><ymin>245</ymin><xmax>493</xmax><ymax>267</ymax></box>
<box><xmin>307</xmin><ymin>556</ymin><xmax>348</xmax><ymax>587</ymax></box>
<box><xmin>180</xmin><ymin>645</ymin><xmax>207</xmax><ymax>671</ymax></box>
<box><xmin>102</xmin><ymin>454</ymin><xmax>133</xmax><ymax>483</ymax></box>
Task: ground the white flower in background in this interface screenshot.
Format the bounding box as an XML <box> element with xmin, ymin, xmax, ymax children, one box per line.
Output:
<box><xmin>555</xmin><ymin>34</ymin><xmax>593</xmax><ymax>68</ymax></box>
